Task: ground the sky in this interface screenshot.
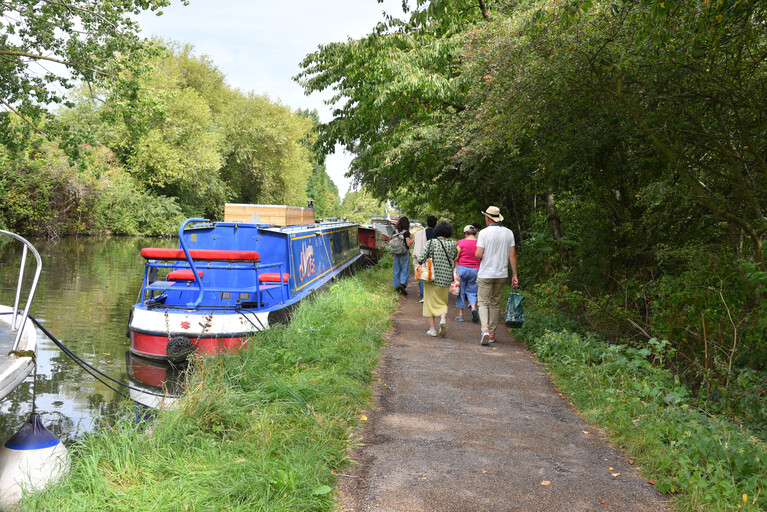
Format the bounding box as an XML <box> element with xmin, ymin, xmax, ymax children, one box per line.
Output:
<box><xmin>137</xmin><ymin>0</ymin><xmax>407</xmax><ymax>197</ymax></box>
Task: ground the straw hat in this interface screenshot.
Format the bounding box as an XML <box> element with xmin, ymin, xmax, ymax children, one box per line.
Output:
<box><xmin>481</xmin><ymin>206</ymin><xmax>504</xmax><ymax>222</ymax></box>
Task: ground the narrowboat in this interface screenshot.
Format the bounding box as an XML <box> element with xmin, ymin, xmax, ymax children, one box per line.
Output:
<box><xmin>357</xmin><ymin>225</ymin><xmax>384</xmax><ymax>263</ymax></box>
<box><xmin>0</xmin><ymin>230</ymin><xmax>41</xmax><ymax>400</ymax></box>
<box><xmin>127</xmin><ymin>205</ymin><xmax>362</xmax><ymax>363</ymax></box>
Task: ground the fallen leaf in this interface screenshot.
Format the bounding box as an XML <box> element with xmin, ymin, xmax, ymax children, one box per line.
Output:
<box><xmin>647</xmin><ymin>480</ymin><xmax>657</xmax><ymax>485</ymax></box>
<box><xmin>582</xmin><ymin>430</ymin><xmax>590</xmax><ymax>434</ymax></box>
<box><xmin>422</xmin><ymin>476</ymin><xmax>427</xmax><ymax>480</ymax></box>
<box><xmin>360</xmin><ymin>415</ymin><xmax>368</xmax><ymax>421</ymax></box>
<box><xmin>312</xmin><ymin>485</ymin><xmax>332</xmax><ymax>495</ymax></box>
<box><xmin>628</xmin><ymin>458</ymin><xmax>635</xmax><ymax>465</ymax></box>
<box><xmin>742</xmin><ymin>493</ymin><xmax>747</xmax><ymax>504</ymax></box>
<box><xmin>599</xmin><ymin>498</ymin><xmax>607</xmax><ymax>505</ymax></box>
<box><xmin>481</xmin><ymin>469</ymin><xmax>488</xmax><ymax>474</ymax></box>
<box><xmin>541</xmin><ymin>481</ymin><xmax>551</xmax><ymax>486</ymax></box>
<box><xmin>608</xmin><ymin>467</ymin><xmax>614</xmax><ymax>471</ymax></box>
<box><xmin>466</xmin><ymin>397</ymin><xmax>472</xmax><ymax>400</ymax></box>
<box><xmin>611</xmin><ymin>473</ymin><xmax>621</xmax><ymax>477</ymax></box>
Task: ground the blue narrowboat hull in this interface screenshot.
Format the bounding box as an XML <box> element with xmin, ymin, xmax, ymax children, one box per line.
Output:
<box><xmin>128</xmin><ymin>218</ymin><xmax>361</xmax><ymax>362</ymax></box>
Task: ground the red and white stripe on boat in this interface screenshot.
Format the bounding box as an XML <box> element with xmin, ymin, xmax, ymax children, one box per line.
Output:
<box><xmin>128</xmin><ymin>308</ymin><xmax>268</xmax><ymax>360</ymax></box>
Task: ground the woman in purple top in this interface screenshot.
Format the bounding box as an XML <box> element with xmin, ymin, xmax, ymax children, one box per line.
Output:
<box><xmin>454</xmin><ymin>225</ymin><xmax>481</xmax><ymax>322</ymax></box>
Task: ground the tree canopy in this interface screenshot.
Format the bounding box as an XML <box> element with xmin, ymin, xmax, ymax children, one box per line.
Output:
<box><xmin>0</xmin><ymin>0</ymin><xmax>179</xmax><ymax>147</ymax></box>
<box><xmin>298</xmin><ymin>0</ymin><xmax>766</xmax><ymax>263</ymax></box>
<box><xmin>2</xmin><ymin>40</ymin><xmax>330</xmax><ymax>234</ymax></box>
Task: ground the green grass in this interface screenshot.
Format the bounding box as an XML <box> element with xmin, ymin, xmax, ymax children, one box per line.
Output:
<box><xmin>23</xmin><ymin>262</ymin><xmax>398</xmax><ymax>511</ymax></box>
<box><xmin>516</xmin><ymin>293</ymin><xmax>767</xmax><ymax>512</ymax></box>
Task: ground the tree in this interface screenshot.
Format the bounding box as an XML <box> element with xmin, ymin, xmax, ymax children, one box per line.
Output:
<box><xmin>339</xmin><ymin>187</ymin><xmax>385</xmax><ymax>224</ymax></box>
<box><xmin>219</xmin><ymin>94</ymin><xmax>314</xmax><ymax>208</ymax></box>
<box><xmin>306</xmin><ymin>166</ymin><xmax>340</xmax><ymax>219</ymax></box>
<box><xmin>296</xmin><ymin>0</ymin><xmax>497</xmax><ymax>217</ymax></box>
<box><xmin>59</xmin><ymin>41</ymin><xmax>231</xmax><ymax>218</ymax></box>
<box><xmin>298</xmin><ymin>109</ymin><xmax>341</xmax><ymax>218</ymax></box>
<box><xmin>0</xmin><ymin>0</ymin><xmax>179</xmax><ymax>150</ymax></box>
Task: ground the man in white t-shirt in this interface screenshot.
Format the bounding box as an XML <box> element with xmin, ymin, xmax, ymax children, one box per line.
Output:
<box><xmin>475</xmin><ymin>206</ymin><xmax>518</xmax><ymax>346</ymax></box>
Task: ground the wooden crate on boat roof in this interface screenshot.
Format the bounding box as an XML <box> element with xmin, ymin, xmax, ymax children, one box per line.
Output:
<box><xmin>224</xmin><ymin>204</ymin><xmax>315</xmax><ymax>226</ymax></box>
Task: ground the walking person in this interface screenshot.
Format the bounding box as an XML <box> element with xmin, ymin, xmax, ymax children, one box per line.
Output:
<box><xmin>475</xmin><ymin>206</ymin><xmax>518</xmax><ymax>346</ymax></box>
<box><xmin>390</xmin><ymin>216</ymin><xmax>413</xmax><ymax>295</ymax></box>
<box><xmin>418</xmin><ymin>221</ymin><xmax>458</xmax><ymax>337</ymax></box>
<box><xmin>454</xmin><ymin>225</ymin><xmax>480</xmax><ymax>323</ymax></box>
<box><xmin>412</xmin><ymin>215</ymin><xmax>437</xmax><ymax>302</ymax></box>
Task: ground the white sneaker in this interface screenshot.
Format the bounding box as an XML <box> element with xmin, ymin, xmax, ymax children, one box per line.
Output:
<box><xmin>426</xmin><ymin>328</ymin><xmax>438</xmax><ymax>337</ymax></box>
<box><xmin>480</xmin><ymin>331</ymin><xmax>490</xmax><ymax>346</ymax></box>
<box><xmin>438</xmin><ymin>319</ymin><xmax>446</xmax><ymax>337</ymax></box>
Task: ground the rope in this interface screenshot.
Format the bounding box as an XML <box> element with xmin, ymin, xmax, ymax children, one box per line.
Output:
<box><xmin>235</xmin><ymin>307</ymin><xmax>268</xmax><ymax>332</ymax></box>
<box><xmin>32</xmin><ymin>356</ymin><xmax>37</xmax><ymax>414</ymax></box>
<box><xmin>1</xmin><ymin>311</ymin><xmax>176</xmax><ymax>401</ymax></box>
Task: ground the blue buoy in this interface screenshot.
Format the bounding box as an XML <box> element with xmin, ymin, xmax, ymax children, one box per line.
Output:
<box><xmin>0</xmin><ymin>413</ymin><xmax>69</xmax><ymax>509</ymax></box>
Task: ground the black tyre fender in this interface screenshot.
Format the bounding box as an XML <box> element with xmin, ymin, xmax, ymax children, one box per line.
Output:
<box><xmin>166</xmin><ymin>336</ymin><xmax>195</xmax><ymax>364</ymax></box>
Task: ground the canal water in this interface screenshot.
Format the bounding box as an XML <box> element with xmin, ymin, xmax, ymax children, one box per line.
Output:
<box><xmin>0</xmin><ymin>235</ymin><xmax>177</xmax><ymax>444</ymax></box>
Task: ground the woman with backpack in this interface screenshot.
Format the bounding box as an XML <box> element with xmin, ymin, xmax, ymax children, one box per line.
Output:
<box><xmin>390</xmin><ymin>216</ymin><xmax>413</xmax><ymax>295</ymax></box>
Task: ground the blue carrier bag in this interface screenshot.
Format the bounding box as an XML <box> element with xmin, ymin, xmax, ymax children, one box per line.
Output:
<box><xmin>504</xmin><ymin>287</ymin><xmax>525</xmax><ymax>328</ymax></box>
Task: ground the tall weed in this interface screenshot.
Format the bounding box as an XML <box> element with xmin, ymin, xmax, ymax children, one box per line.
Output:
<box><xmin>518</xmin><ymin>297</ymin><xmax>767</xmax><ymax>512</ymax></box>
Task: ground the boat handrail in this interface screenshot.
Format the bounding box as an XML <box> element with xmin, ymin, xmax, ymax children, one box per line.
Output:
<box><xmin>0</xmin><ymin>229</ymin><xmax>42</xmax><ymax>351</ymax></box>
<box><xmin>254</xmin><ymin>262</ymin><xmax>288</xmax><ymax>305</ymax></box>
<box><xmin>178</xmin><ymin>218</ymin><xmax>208</xmax><ymax>308</ymax></box>
<box><xmin>141</xmin><ymin>260</ymin><xmax>289</xmax><ymax>308</ymax></box>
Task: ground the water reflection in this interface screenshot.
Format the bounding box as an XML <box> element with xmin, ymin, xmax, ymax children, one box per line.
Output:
<box><xmin>125</xmin><ymin>352</ymin><xmax>185</xmax><ymax>410</ymax></box>
<box><xmin>0</xmin><ymin>236</ymin><xmax>177</xmax><ymax>444</ymax></box>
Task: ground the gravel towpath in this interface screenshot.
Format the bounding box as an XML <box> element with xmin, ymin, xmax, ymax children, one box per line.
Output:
<box><xmin>337</xmin><ymin>280</ymin><xmax>673</xmax><ymax>512</ymax></box>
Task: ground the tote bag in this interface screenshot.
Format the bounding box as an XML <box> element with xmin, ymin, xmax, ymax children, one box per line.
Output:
<box><xmin>449</xmin><ymin>268</ymin><xmax>460</xmax><ymax>295</ymax></box>
<box><xmin>415</xmin><ymin>244</ymin><xmax>433</xmax><ymax>282</ymax></box>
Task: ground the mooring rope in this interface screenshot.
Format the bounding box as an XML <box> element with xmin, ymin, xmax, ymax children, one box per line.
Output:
<box><xmin>235</xmin><ymin>307</ymin><xmax>268</xmax><ymax>332</ymax></box>
<box><xmin>1</xmin><ymin>311</ymin><xmax>175</xmax><ymax>401</ymax></box>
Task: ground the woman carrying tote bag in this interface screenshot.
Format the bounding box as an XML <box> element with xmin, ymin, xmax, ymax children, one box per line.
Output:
<box><xmin>417</xmin><ymin>221</ymin><xmax>458</xmax><ymax>338</ymax></box>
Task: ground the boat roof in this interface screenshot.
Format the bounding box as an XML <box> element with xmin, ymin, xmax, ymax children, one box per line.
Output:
<box><xmin>183</xmin><ymin>220</ymin><xmax>357</xmax><ymax>233</ymax></box>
